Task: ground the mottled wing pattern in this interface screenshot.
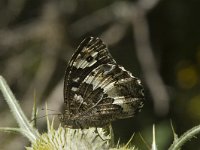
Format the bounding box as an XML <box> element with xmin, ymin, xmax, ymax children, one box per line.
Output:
<box><xmin>77</xmin><ymin>64</ymin><xmax>144</xmax><ymax>119</ymax></box>
<box><xmin>64</xmin><ymin>37</ymin><xmax>116</xmax><ymax>115</ymax></box>
<box><xmin>62</xmin><ymin>37</ymin><xmax>144</xmax><ymax>128</ymax></box>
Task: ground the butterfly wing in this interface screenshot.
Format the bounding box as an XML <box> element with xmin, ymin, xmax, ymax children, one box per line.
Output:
<box><xmin>62</xmin><ymin>63</ymin><xmax>144</xmax><ymax>128</ymax></box>
<box><xmin>63</xmin><ymin>37</ymin><xmax>144</xmax><ymax>128</ymax></box>
<box><xmin>76</xmin><ymin>64</ymin><xmax>144</xmax><ymax>119</ymax></box>
<box><xmin>64</xmin><ymin>37</ymin><xmax>116</xmax><ymax>115</ymax></box>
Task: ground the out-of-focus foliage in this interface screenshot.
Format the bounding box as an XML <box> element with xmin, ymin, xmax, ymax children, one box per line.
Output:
<box><xmin>0</xmin><ymin>0</ymin><xmax>200</xmax><ymax>149</ymax></box>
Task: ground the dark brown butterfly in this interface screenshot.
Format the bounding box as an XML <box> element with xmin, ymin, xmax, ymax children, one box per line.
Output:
<box><xmin>61</xmin><ymin>37</ymin><xmax>144</xmax><ymax>128</ymax></box>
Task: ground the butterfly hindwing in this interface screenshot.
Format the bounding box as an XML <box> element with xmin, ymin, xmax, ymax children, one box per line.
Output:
<box><xmin>76</xmin><ymin>64</ymin><xmax>143</xmax><ymax>117</ymax></box>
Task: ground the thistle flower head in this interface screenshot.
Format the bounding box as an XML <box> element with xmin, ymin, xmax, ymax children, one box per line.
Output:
<box><xmin>27</xmin><ymin>125</ymin><xmax>111</xmax><ymax>150</ymax></box>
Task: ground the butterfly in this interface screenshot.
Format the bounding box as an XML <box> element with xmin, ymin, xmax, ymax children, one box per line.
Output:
<box><xmin>61</xmin><ymin>37</ymin><xmax>144</xmax><ymax>128</ymax></box>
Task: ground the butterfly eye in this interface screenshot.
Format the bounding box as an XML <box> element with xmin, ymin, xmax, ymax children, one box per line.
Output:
<box><xmin>58</xmin><ymin>114</ymin><xmax>64</xmax><ymax>121</ymax></box>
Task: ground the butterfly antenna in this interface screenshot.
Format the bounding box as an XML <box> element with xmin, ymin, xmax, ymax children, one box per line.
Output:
<box><xmin>41</xmin><ymin>108</ymin><xmax>61</xmax><ymax>113</ymax></box>
<box><xmin>30</xmin><ymin>113</ymin><xmax>61</xmax><ymax>123</ymax></box>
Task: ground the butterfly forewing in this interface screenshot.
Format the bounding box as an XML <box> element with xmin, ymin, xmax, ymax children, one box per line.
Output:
<box><xmin>64</xmin><ymin>37</ymin><xmax>116</xmax><ymax>114</ymax></box>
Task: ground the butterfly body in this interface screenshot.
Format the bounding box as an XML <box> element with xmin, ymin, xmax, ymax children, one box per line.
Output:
<box><xmin>61</xmin><ymin>37</ymin><xmax>144</xmax><ymax>128</ymax></box>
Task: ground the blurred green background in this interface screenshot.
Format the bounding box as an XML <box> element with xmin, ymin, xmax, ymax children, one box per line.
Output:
<box><xmin>0</xmin><ymin>0</ymin><xmax>200</xmax><ymax>149</ymax></box>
